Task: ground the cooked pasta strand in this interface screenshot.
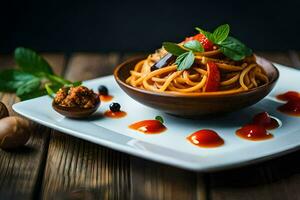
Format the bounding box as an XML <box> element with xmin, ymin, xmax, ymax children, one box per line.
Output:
<box><xmin>126</xmin><ymin>47</ymin><xmax>269</xmax><ymax>95</ymax></box>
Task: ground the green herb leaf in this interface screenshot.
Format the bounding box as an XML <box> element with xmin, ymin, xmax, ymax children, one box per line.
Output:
<box><xmin>47</xmin><ymin>74</ymin><xmax>71</xmax><ymax>86</ymax></box>
<box><xmin>175</xmin><ymin>51</ymin><xmax>195</xmax><ymax>71</ymax></box>
<box><xmin>195</xmin><ymin>27</ymin><xmax>215</xmax><ymax>42</ymax></box>
<box><xmin>71</xmin><ymin>81</ymin><xmax>82</xmax><ymax>87</ymax></box>
<box><xmin>219</xmin><ymin>47</ymin><xmax>245</xmax><ymax>61</ymax></box>
<box><xmin>14</xmin><ymin>47</ymin><xmax>54</xmax><ymax>75</ymax></box>
<box><xmin>0</xmin><ymin>69</ymin><xmax>37</xmax><ymax>92</ymax></box>
<box><xmin>183</xmin><ymin>40</ymin><xmax>204</xmax><ymax>52</ymax></box>
<box><xmin>155</xmin><ymin>116</ymin><xmax>164</xmax><ymax>124</ymax></box>
<box><xmin>64</xmin><ymin>81</ymin><xmax>82</xmax><ymax>88</ymax></box>
<box><xmin>213</xmin><ymin>24</ymin><xmax>230</xmax><ymax>44</ymax></box>
<box><xmin>45</xmin><ymin>83</ymin><xmax>56</xmax><ymax>98</ymax></box>
<box><xmin>219</xmin><ymin>36</ymin><xmax>252</xmax><ymax>61</ymax></box>
<box><xmin>18</xmin><ymin>89</ymin><xmax>46</xmax><ymax>101</ymax></box>
<box><xmin>16</xmin><ymin>78</ymin><xmax>41</xmax><ymax>100</ymax></box>
<box><xmin>163</xmin><ymin>42</ymin><xmax>187</xmax><ymax>56</ymax></box>
<box><xmin>0</xmin><ymin>47</ymin><xmax>82</xmax><ymax>101</ymax></box>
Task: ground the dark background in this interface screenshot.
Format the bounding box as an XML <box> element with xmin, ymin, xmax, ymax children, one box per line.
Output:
<box><xmin>1</xmin><ymin>0</ymin><xmax>300</xmax><ymax>53</ymax></box>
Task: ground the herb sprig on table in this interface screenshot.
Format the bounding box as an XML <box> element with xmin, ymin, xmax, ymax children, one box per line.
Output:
<box><xmin>0</xmin><ymin>47</ymin><xmax>81</xmax><ymax>100</ymax></box>
<box><xmin>162</xmin><ymin>24</ymin><xmax>253</xmax><ymax>71</ymax></box>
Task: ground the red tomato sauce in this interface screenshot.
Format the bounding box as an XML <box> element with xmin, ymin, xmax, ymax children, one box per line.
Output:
<box><xmin>277</xmin><ymin>91</ymin><xmax>300</xmax><ymax>116</ymax></box>
<box><xmin>129</xmin><ymin>120</ymin><xmax>166</xmax><ymax>134</ymax></box>
<box><xmin>236</xmin><ymin>124</ymin><xmax>273</xmax><ymax>141</ymax></box>
<box><xmin>104</xmin><ymin>110</ymin><xmax>127</xmax><ymax>118</ymax></box>
<box><xmin>100</xmin><ymin>95</ymin><xmax>113</xmax><ymax>102</ymax></box>
<box><xmin>252</xmin><ymin>112</ymin><xmax>279</xmax><ymax>130</ymax></box>
<box><xmin>187</xmin><ymin>129</ymin><xmax>224</xmax><ymax>148</ymax></box>
<box><xmin>276</xmin><ymin>91</ymin><xmax>300</xmax><ymax>101</ymax></box>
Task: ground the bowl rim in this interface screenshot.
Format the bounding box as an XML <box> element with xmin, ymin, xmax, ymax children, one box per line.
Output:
<box><xmin>114</xmin><ymin>55</ymin><xmax>280</xmax><ymax>98</ymax></box>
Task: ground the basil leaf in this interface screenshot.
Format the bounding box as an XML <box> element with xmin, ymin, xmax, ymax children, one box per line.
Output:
<box><xmin>14</xmin><ymin>47</ymin><xmax>54</xmax><ymax>75</ymax></box>
<box><xmin>195</xmin><ymin>27</ymin><xmax>215</xmax><ymax>42</ymax></box>
<box><xmin>0</xmin><ymin>69</ymin><xmax>37</xmax><ymax>92</ymax></box>
<box><xmin>213</xmin><ymin>24</ymin><xmax>230</xmax><ymax>44</ymax></box>
<box><xmin>155</xmin><ymin>116</ymin><xmax>164</xmax><ymax>124</ymax></box>
<box><xmin>163</xmin><ymin>42</ymin><xmax>187</xmax><ymax>56</ymax></box>
<box><xmin>16</xmin><ymin>78</ymin><xmax>41</xmax><ymax>100</ymax></box>
<box><xmin>219</xmin><ymin>36</ymin><xmax>252</xmax><ymax>61</ymax></box>
<box><xmin>219</xmin><ymin>47</ymin><xmax>245</xmax><ymax>61</ymax></box>
<box><xmin>183</xmin><ymin>40</ymin><xmax>204</xmax><ymax>52</ymax></box>
<box><xmin>175</xmin><ymin>51</ymin><xmax>195</xmax><ymax>71</ymax></box>
<box><xmin>17</xmin><ymin>89</ymin><xmax>46</xmax><ymax>101</ymax></box>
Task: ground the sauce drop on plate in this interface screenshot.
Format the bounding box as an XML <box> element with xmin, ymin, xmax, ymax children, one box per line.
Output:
<box><xmin>276</xmin><ymin>91</ymin><xmax>300</xmax><ymax>101</ymax></box>
<box><xmin>236</xmin><ymin>124</ymin><xmax>273</xmax><ymax>141</ymax></box>
<box><xmin>100</xmin><ymin>95</ymin><xmax>113</xmax><ymax>102</ymax></box>
<box><xmin>278</xmin><ymin>100</ymin><xmax>300</xmax><ymax>116</ymax></box>
<box><xmin>104</xmin><ymin>110</ymin><xmax>127</xmax><ymax>118</ymax></box>
<box><xmin>276</xmin><ymin>91</ymin><xmax>300</xmax><ymax>116</ymax></box>
<box><xmin>252</xmin><ymin>112</ymin><xmax>279</xmax><ymax>130</ymax></box>
<box><xmin>187</xmin><ymin>129</ymin><xmax>224</xmax><ymax>148</ymax></box>
<box><xmin>129</xmin><ymin>120</ymin><xmax>166</xmax><ymax>134</ymax></box>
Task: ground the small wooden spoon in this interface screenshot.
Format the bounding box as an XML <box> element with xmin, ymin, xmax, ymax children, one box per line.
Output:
<box><xmin>52</xmin><ymin>100</ymin><xmax>100</xmax><ymax>118</ymax></box>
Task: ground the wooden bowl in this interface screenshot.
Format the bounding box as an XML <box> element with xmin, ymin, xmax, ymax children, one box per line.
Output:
<box><xmin>52</xmin><ymin>101</ymin><xmax>100</xmax><ymax>118</ymax></box>
<box><xmin>114</xmin><ymin>56</ymin><xmax>279</xmax><ymax>118</ymax></box>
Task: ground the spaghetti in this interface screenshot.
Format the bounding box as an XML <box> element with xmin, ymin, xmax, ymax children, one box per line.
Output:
<box><xmin>126</xmin><ymin>34</ymin><xmax>269</xmax><ymax>95</ymax></box>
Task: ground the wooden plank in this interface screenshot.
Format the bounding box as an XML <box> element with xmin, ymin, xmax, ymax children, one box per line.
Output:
<box><xmin>130</xmin><ymin>157</ymin><xmax>198</xmax><ymax>200</ymax></box>
<box><xmin>288</xmin><ymin>50</ymin><xmax>300</xmax><ymax>69</ymax></box>
<box><xmin>41</xmin><ymin>53</ymin><xmax>132</xmax><ymax>200</ymax></box>
<box><xmin>0</xmin><ymin>53</ymin><xmax>64</xmax><ymax>74</ymax></box>
<box><xmin>64</xmin><ymin>53</ymin><xmax>119</xmax><ymax>81</ymax></box>
<box><xmin>208</xmin><ymin>151</ymin><xmax>300</xmax><ymax>200</ymax></box>
<box><xmin>41</xmin><ymin>132</ymin><xmax>131</xmax><ymax>199</ymax></box>
<box><xmin>256</xmin><ymin>52</ymin><xmax>294</xmax><ymax>67</ymax></box>
<box><xmin>0</xmin><ymin>54</ymin><xmax>65</xmax><ymax>199</ymax></box>
<box><xmin>42</xmin><ymin>53</ymin><xmax>66</xmax><ymax>75</ymax></box>
<box><xmin>208</xmin><ymin>52</ymin><xmax>300</xmax><ymax>200</ymax></box>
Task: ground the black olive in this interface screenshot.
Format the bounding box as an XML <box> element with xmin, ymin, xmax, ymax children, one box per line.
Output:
<box><xmin>109</xmin><ymin>103</ymin><xmax>121</xmax><ymax>112</ymax></box>
<box><xmin>98</xmin><ymin>85</ymin><xmax>108</xmax><ymax>95</ymax></box>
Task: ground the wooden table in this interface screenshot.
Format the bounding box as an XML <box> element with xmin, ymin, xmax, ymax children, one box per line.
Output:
<box><xmin>0</xmin><ymin>52</ymin><xmax>300</xmax><ymax>200</ymax></box>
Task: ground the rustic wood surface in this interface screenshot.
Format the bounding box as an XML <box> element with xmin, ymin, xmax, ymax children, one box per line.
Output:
<box><xmin>0</xmin><ymin>54</ymin><xmax>64</xmax><ymax>199</ymax></box>
<box><xmin>0</xmin><ymin>51</ymin><xmax>299</xmax><ymax>200</ymax></box>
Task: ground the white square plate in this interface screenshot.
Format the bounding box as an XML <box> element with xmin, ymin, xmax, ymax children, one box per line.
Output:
<box><xmin>13</xmin><ymin>63</ymin><xmax>300</xmax><ymax>171</ymax></box>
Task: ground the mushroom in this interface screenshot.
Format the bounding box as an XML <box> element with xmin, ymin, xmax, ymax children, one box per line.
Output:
<box><xmin>0</xmin><ymin>102</ymin><xmax>9</xmax><ymax>119</ymax></box>
<box><xmin>0</xmin><ymin>116</ymin><xmax>31</xmax><ymax>150</ymax></box>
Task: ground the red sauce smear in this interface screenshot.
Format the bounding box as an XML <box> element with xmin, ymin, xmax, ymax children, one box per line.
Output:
<box><xmin>236</xmin><ymin>124</ymin><xmax>273</xmax><ymax>141</ymax></box>
<box><xmin>129</xmin><ymin>120</ymin><xmax>166</xmax><ymax>134</ymax></box>
<box><xmin>276</xmin><ymin>91</ymin><xmax>300</xmax><ymax>116</ymax></box>
<box><xmin>277</xmin><ymin>91</ymin><xmax>300</xmax><ymax>101</ymax></box>
<box><xmin>100</xmin><ymin>95</ymin><xmax>113</xmax><ymax>102</ymax></box>
<box><xmin>278</xmin><ymin>101</ymin><xmax>300</xmax><ymax>116</ymax></box>
<box><xmin>187</xmin><ymin>129</ymin><xmax>224</xmax><ymax>148</ymax></box>
<box><xmin>252</xmin><ymin>112</ymin><xmax>279</xmax><ymax>130</ymax></box>
<box><xmin>104</xmin><ymin>110</ymin><xmax>127</xmax><ymax>118</ymax></box>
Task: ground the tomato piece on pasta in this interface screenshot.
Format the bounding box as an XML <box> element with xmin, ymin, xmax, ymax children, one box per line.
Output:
<box><xmin>204</xmin><ymin>61</ymin><xmax>220</xmax><ymax>92</ymax></box>
<box><xmin>184</xmin><ymin>33</ymin><xmax>214</xmax><ymax>51</ymax></box>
